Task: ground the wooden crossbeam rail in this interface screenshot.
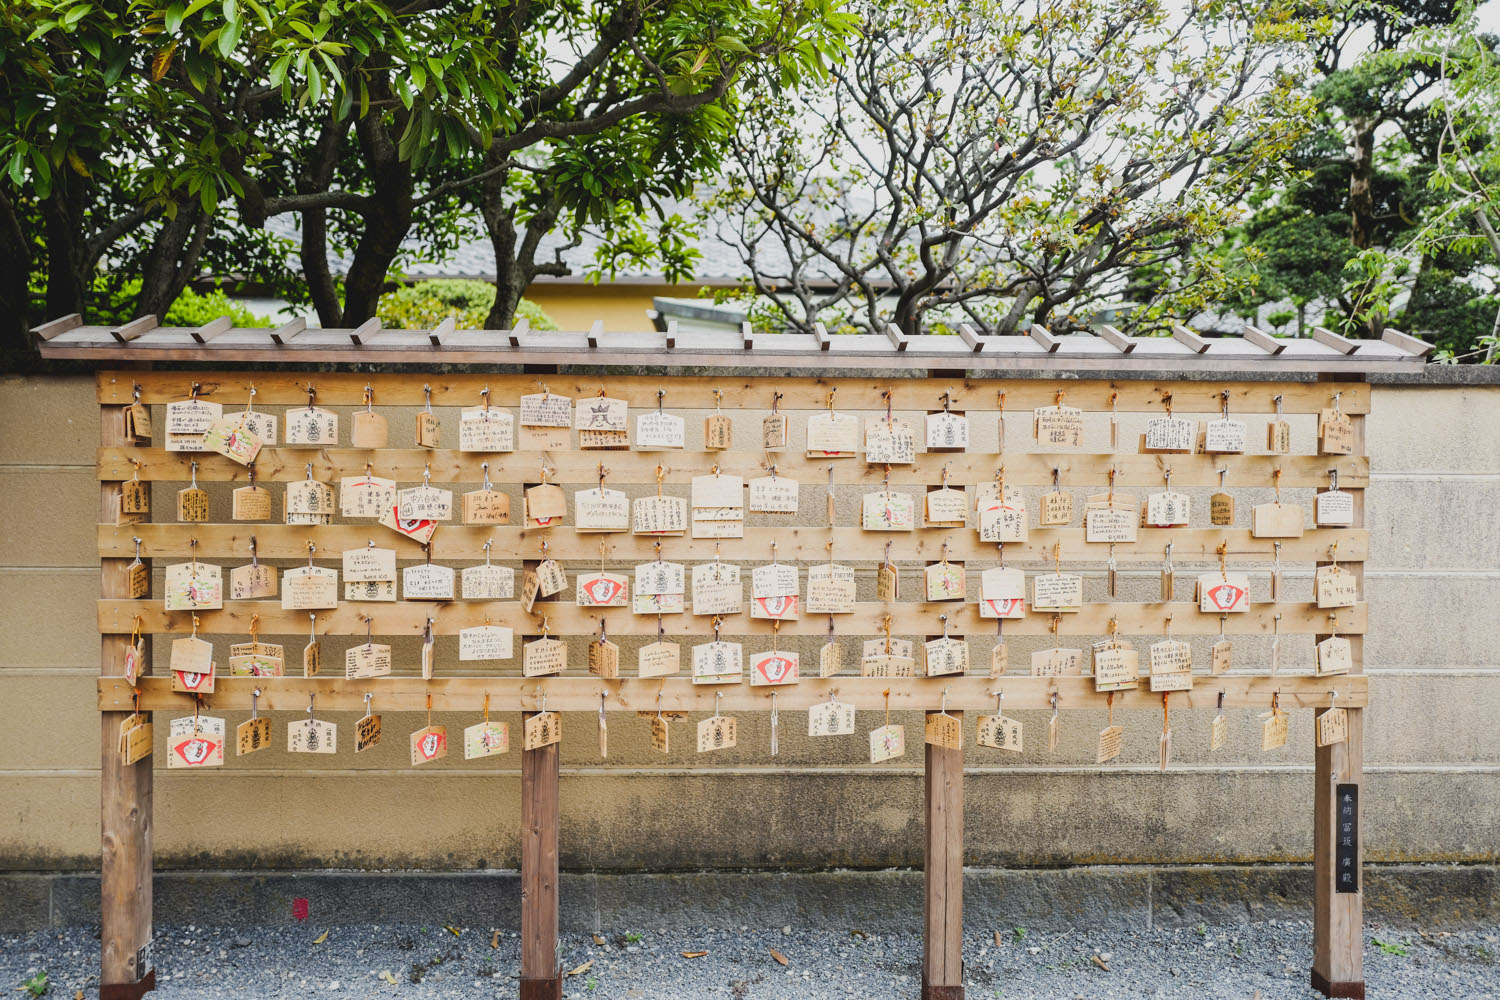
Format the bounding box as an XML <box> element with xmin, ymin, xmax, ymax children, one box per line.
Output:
<box><xmin>100</xmin><ymin>525</ymin><xmax>1369</xmax><ymax>564</ymax></box>
<box><xmin>99</xmin><ymin>448</ymin><xmax>1371</xmax><ymax>487</ymax></box>
<box><xmin>98</xmin><ymin>600</ymin><xmax>1367</xmax><ymax>637</ymax></box>
<box><xmin>100</xmin><ymin>675</ymin><xmax>1367</xmax><ymax>714</ymax></box>
<box><xmin>98</xmin><ymin>372</ymin><xmax>1374</xmax><ymax>412</ymax></box>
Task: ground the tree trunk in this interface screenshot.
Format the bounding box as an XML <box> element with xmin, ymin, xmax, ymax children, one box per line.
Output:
<box><xmin>300</xmin><ymin>206</ymin><xmax>343</xmax><ymax>328</ymax></box>
<box><xmin>41</xmin><ymin>178</ymin><xmax>90</xmax><ymax>319</ymax></box>
<box><xmin>0</xmin><ymin>188</ymin><xmax>35</xmax><ymax>366</ymax></box>
<box><xmin>135</xmin><ymin>204</ymin><xmax>210</xmax><ymax>318</ymax></box>
<box><xmin>338</xmin><ymin>115</ymin><xmax>412</xmax><ymax>325</ymax></box>
<box><xmin>1347</xmin><ymin>118</ymin><xmax>1377</xmax><ymax>252</ymax></box>
<box><xmin>481</xmin><ymin>192</ymin><xmax>521</xmax><ymax>329</ymax></box>
<box><xmin>1296</xmin><ymin>301</ymin><xmax>1306</xmax><ymax>337</ymax></box>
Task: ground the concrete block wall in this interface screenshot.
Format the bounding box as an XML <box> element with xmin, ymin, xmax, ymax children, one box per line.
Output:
<box><xmin>0</xmin><ymin>374</ymin><xmax>1494</xmax><ymax>874</ymax></box>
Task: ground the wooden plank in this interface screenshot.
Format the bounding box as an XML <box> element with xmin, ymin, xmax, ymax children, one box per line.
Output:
<box><xmin>1171</xmin><ymin>324</ymin><xmax>1211</xmax><ymax>354</ymax></box>
<box><xmin>429</xmin><ymin>317</ymin><xmax>456</xmax><ymax>347</ymax></box>
<box><xmin>885</xmin><ymin>322</ymin><xmax>909</xmax><ymax>352</ymax></box>
<box><xmin>100</xmin><ymin>673</ymin><xmax>1368</xmax><ymax>714</ymax></box>
<box><xmin>1311</xmin><ymin>327</ymin><xmax>1361</xmax><ymax>356</ymax></box>
<box><xmin>1313</xmin><ymin>408</ymin><xmax>1364</xmax><ymax>997</ymax></box>
<box><xmin>98</xmin><ymin>372</ymin><xmax>1375</xmax><ymax>413</ymax></box>
<box><xmin>348</xmin><ymin>318</ymin><xmax>381</xmax><ymax>346</ymax></box>
<box><xmin>1028</xmin><ymin>324</ymin><xmax>1061</xmax><ymax>353</ymax></box>
<box><xmin>1095</xmin><ymin>324</ymin><xmax>1137</xmax><ymax>353</ymax></box>
<box><xmin>1380</xmin><ymin>327</ymin><xmax>1433</xmax><ymax>357</ymax></box>
<box><xmin>586</xmin><ymin>319</ymin><xmax>603</xmax><ymax>349</ymax></box>
<box><xmin>102</xmin><ymin>523</ymin><xmax>1371</xmax><ymax>565</ymax></box>
<box><xmin>520</xmin><ymin>714</ymin><xmax>562</xmax><ymax>1000</ymax></box>
<box><xmin>110</xmin><ymin>315</ymin><xmax>158</xmax><ymax>343</ymax></box>
<box><xmin>923</xmin><ymin>716</ymin><xmax>964</xmax><ymax>1000</ymax></box>
<box><xmin>98</xmin><ymin>599</ymin><xmax>1368</xmax><ymax>639</ymax></box>
<box><xmin>956</xmin><ymin>323</ymin><xmax>986</xmax><ymax>352</ymax></box>
<box><xmin>1241</xmin><ymin>324</ymin><xmax>1287</xmax><ymax>355</ymax></box>
<box><xmin>269</xmin><ymin>318</ymin><xmax>306</xmax><ymax>344</ymax></box>
<box><xmin>99</xmin><ymin>446</ymin><xmax>1374</xmax><ymax>488</ymax></box>
<box><xmin>740</xmin><ymin>321</ymin><xmax>754</xmax><ymax>351</ymax></box>
<box><xmin>813</xmin><ymin>322</ymin><xmax>832</xmax><ymax>351</ymax></box>
<box><xmin>190</xmin><ymin>316</ymin><xmax>234</xmax><ymax>344</ymax></box>
<box><xmin>507</xmin><ymin>317</ymin><xmax>530</xmax><ymax>347</ymax></box>
<box><xmin>32</xmin><ymin>313</ymin><xmax>82</xmax><ymax>340</ymax></box>
<box><xmin>99</xmin><ymin>403</ymin><xmax>155</xmax><ymax>997</ymax></box>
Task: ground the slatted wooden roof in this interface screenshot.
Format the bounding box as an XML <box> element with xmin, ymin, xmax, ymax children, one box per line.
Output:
<box><xmin>33</xmin><ymin>313</ymin><xmax>1432</xmax><ymax>372</ymax></box>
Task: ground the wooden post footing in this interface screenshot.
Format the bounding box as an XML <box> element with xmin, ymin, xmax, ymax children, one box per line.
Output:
<box><xmin>519</xmin><ymin>970</ymin><xmax>563</xmax><ymax>1000</ymax></box>
<box><xmin>921</xmin><ymin>969</ymin><xmax>965</xmax><ymax>1000</ymax></box>
<box><xmin>100</xmin><ymin>969</ymin><xmax>156</xmax><ymax>1000</ymax></box>
<box><xmin>1311</xmin><ymin>968</ymin><xmax>1365</xmax><ymax>999</ymax></box>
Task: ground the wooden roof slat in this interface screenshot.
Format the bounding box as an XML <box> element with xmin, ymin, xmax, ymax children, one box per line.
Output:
<box><xmin>428</xmin><ymin>317</ymin><xmax>456</xmax><ymax>347</ymax></box>
<box><xmin>813</xmin><ymin>321</ymin><xmax>832</xmax><ymax>351</ymax></box>
<box><xmin>1240</xmin><ymin>323</ymin><xmax>1286</xmax><ymax>355</ymax></box>
<box><xmin>884</xmin><ymin>321</ymin><xmax>909</xmax><ymax>352</ymax></box>
<box><xmin>269</xmin><ymin>317</ymin><xmax>306</xmax><ymax>344</ymax></box>
<box><xmin>955</xmin><ymin>323</ymin><xmax>986</xmax><ymax>352</ymax></box>
<box><xmin>1028</xmin><ymin>324</ymin><xmax>1061</xmax><ymax>353</ymax></box>
<box><xmin>348</xmin><ymin>317</ymin><xmax>380</xmax><ymax>346</ymax></box>
<box><xmin>1311</xmin><ymin>326</ymin><xmax>1360</xmax><ymax>355</ymax></box>
<box><xmin>189</xmin><ymin>316</ymin><xmax>234</xmax><ymax>344</ymax></box>
<box><xmin>31</xmin><ymin>313</ymin><xmax>82</xmax><ymax>340</ymax></box>
<box><xmin>1095</xmin><ymin>323</ymin><xmax>1137</xmax><ymax>353</ymax></box>
<box><xmin>110</xmin><ymin>314</ymin><xmax>158</xmax><ymax>343</ymax></box>
<box><xmin>1380</xmin><ymin>327</ymin><xmax>1434</xmax><ymax>357</ymax></box>
<box><xmin>1171</xmin><ymin>323</ymin><xmax>1211</xmax><ymax>354</ymax></box>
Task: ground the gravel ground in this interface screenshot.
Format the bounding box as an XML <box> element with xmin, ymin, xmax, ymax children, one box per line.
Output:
<box><xmin>4</xmin><ymin>920</ymin><xmax>1497</xmax><ymax>999</ymax></box>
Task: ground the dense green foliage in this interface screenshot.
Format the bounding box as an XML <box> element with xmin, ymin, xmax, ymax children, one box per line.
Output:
<box><xmin>376</xmin><ymin>280</ymin><xmax>557</xmax><ymax>331</ymax></box>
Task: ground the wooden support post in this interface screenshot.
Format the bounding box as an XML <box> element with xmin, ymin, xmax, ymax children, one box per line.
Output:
<box><xmin>100</xmin><ymin>402</ymin><xmax>156</xmax><ymax>1000</ymax></box>
<box><xmin>520</xmin><ymin>712</ymin><xmax>561</xmax><ymax>1000</ymax></box>
<box><xmin>1312</xmin><ymin>400</ymin><xmax>1365</xmax><ymax>999</ymax></box>
<box><xmin>923</xmin><ymin>712</ymin><xmax>964</xmax><ymax>1000</ymax></box>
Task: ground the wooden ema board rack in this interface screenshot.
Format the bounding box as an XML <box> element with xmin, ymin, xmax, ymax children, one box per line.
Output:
<box><xmin>94</xmin><ymin>369</ymin><xmax>1371</xmax><ymax>1000</ymax></box>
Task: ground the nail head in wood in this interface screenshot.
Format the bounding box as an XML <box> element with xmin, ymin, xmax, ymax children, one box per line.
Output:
<box><xmin>1311</xmin><ymin>327</ymin><xmax>1360</xmax><ymax>355</ymax></box>
<box><xmin>1171</xmin><ymin>323</ymin><xmax>1210</xmax><ymax>354</ymax></box>
<box><xmin>1240</xmin><ymin>323</ymin><xmax>1286</xmax><ymax>355</ymax></box>
<box><xmin>110</xmin><ymin>315</ymin><xmax>158</xmax><ymax>343</ymax></box>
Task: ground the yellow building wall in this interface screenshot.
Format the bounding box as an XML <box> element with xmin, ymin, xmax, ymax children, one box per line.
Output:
<box><xmin>524</xmin><ymin>282</ymin><xmax>712</xmax><ymax>332</ymax></box>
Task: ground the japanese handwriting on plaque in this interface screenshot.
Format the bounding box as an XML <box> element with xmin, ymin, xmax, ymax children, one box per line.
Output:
<box><xmin>1097</xmin><ymin>724</ymin><xmax>1124</xmax><ymax>763</ymax></box>
<box><xmin>285</xmin><ymin>405</ymin><xmax>338</xmax><ymax>447</ymax></box>
<box><xmin>638</xmin><ymin>640</ymin><xmax>682</xmax><ymax>678</ymax></box>
<box><xmin>924</xmin><ymin>636</ymin><xmax>968</xmax><ymax>677</ymax></box>
<box><xmin>634</xmin><ymin>559</ymin><xmax>685</xmax><ymax>613</ymax></box>
<box><xmin>167</xmin><ymin>715</ymin><xmax>224</xmax><ymax>769</ymax></box>
<box><xmin>1316</xmin><ymin>487</ymin><xmax>1355</xmax><ymax>527</ymax></box>
<box><xmin>120</xmin><ymin>714</ymin><xmax>153</xmax><ymax>764</ymax></box>
<box><xmin>463</xmin><ymin>562</ymin><xmax>514</xmax><ymax>600</ymax></box>
<box><xmin>1033</xmin><ymin>404</ymin><xmax>1084</xmax><ymax>448</ymax></box>
<box><xmin>402</xmin><ymin>563</ymin><xmax>455</xmax><ymax>601</ymax></box>
<box><xmin>343</xmin><ymin>545</ymin><xmax>396</xmax><ymax>583</ymax></box>
<box><xmin>524</xmin><ymin>636</ymin><xmax>568</xmax><ymax>677</ymax></box>
<box><xmin>165</xmin><ymin>561</ymin><xmax>223</xmax><ymax>610</ymax></box>
<box><xmin>398</xmin><ymin>483</ymin><xmax>453</xmax><ymax>522</ymax></box>
<box><xmin>228</xmin><ymin>641</ymin><xmax>284</xmax><ymax>677</ymax></box>
<box><xmin>354</xmin><ymin>712</ymin><xmax>382</xmax><ymax>753</ymax></box>
<box><xmin>632</xmin><ymin>495</ymin><xmax>687</xmax><ymax>535</ymax></box>
<box><xmin>165</xmin><ymin>397</ymin><xmax>221</xmax><ymax>452</ymax></box>
<box><xmin>237</xmin><ymin>716</ymin><xmax>271</xmax><ymax>757</ymax></box>
<box><xmin>750</xmin><ymin>649</ymin><xmax>799</xmax><ymax>686</ymax></box>
<box><xmin>1084</xmin><ymin>505</ymin><xmax>1137</xmax><ymax>543</ymax></box>
<box><xmin>459</xmin><ymin>625</ymin><xmax>513</xmax><ymax>661</ymax></box>
<box><xmin>925</xmin><ymin>487</ymin><xmax>967</xmax><ymax>527</ymax></box>
<box><xmin>1197</xmin><ymin>573</ymin><xmax>1250</xmax><ymax>614</ymax></box>
<box><xmin>820</xmin><ymin>640</ymin><xmax>844</xmax><ymax>677</ymax></box>
<box><xmin>1031</xmin><ymin>646</ymin><xmax>1082</xmax><ymax>676</ymax></box>
<box><xmin>691</xmin><ymin>561</ymin><xmax>743</xmax><ymax>616</ymax></box>
<box><xmin>341</xmin><ymin>474</ymin><xmax>396</xmax><ymax>518</ymax></box>
<box><xmin>1148</xmin><ymin>638</ymin><xmax>1193</xmax><ymax>692</ymax></box>
<box><xmin>1211</xmin><ymin>639</ymin><xmax>1232</xmax><ymax>675</ymax></box>
<box><xmin>692</xmin><ymin>640</ymin><xmax>744</xmax><ymax>684</ymax></box>
<box><xmin>697</xmin><ymin>714</ymin><xmax>737</xmax><ymax>752</ymax></box>
<box><xmin>1093</xmin><ymin>644</ymin><xmax>1140</xmax><ymax>692</ymax></box>
<box><xmin>926</xmin><ymin>409</ymin><xmax>969</xmax><ymax>451</ymax></box>
<box><xmin>806</xmin><ymin>410</ymin><xmax>859</xmax><ymax>457</ymax></box>
<box><xmin>1317</xmin><ymin>635</ymin><xmax>1352</xmax><ymax>676</ymax></box>
<box><xmin>637</xmin><ymin>409</ymin><xmax>686</xmax><ymax>450</ymax></box>
<box><xmin>862</xmin><ymin>490</ymin><xmax>915</xmax><ymax>531</ymax></box>
<box><xmin>1039</xmin><ymin>489</ymin><xmax>1073</xmax><ymax>526</ymax></box>
<box><xmin>1315</xmin><ymin>564</ymin><xmax>1358</xmax><ymax>608</ymax></box>
<box><xmin>410</xmin><ymin>726</ymin><xmax>448</xmax><ymax>765</ymax></box>
<box><xmin>1144</xmin><ymin>416</ymin><xmax>1195</xmax><ymax>453</ymax></box>
<box><xmin>924</xmin><ymin>712</ymin><xmax>963</xmax><ymax>750</ymax></box>
<box><xmin>1203</xmin><ymin>418</ymin><xmax>1247</xmax><ymax>454</ymax></box>
<box><xmin>1146</xmin><ymin>490</ymin><xmax>1191</xmax><ymax>527</ymax></box>
<box><xmin>459</xmin><ymin>405</ymin><xmax>514</xmax><ymax>452</ymax></box>
<box><xmin>870</xmin><ymin>723</ymin><xmax>905</xmax><ymax>762</ymax></box>
<box><xmin>749</xmin><ymin>474</ymin><xmax>799</xmax><ymax>514</ymax></box>
<box><xmin>203</xmin><ymin>416</ymin><xmax>262</xmax><ymax>466</ymax></box>
<box><xmin>751</xmin><ymin>561</ymin><xmax>799</xmax><ymax>620</ymax></box>
<box><xmin>282</xmin><ymin>565</ymin><xmax>338</xmax><ymax>609</ymax></box>
<box><xmin>809</xmin><ymin>699</ymin><xmax>855</xmax><ymax>737</ymax></box>
<box><xmin>289</xmin><ymin>717</ymin><xmax>337</xmax><ymax>754</ymax></box>
<box><xmin>979</xmin><ymin>567</ymin><xmax>1026</xmax><ymax>620</ymax></box>
<box><xmin>465</xmin><ymin>721</ymin><xmax>509</xmax><ymax>759</ymax></box>
<box><xmin>704</xmin><ymin>408</ymin><xmax>733</xmax><ymax>450</ymax></box>
<box><xmin>865</xmin><ymin>417</ymin><xmax>916</xmax><ymax>465</ymax></box>
<box><xmin>589</xmin><ymin>634</ymin><xmax>621</xmax><ymax>678</ymax></box>
<box><xmin>1260</xmin><ymin>706</ymin><xmax>1288</xmax><ymax>751</ymax></box>
<box><xmin>232</xmin><ymin>481</ymin><xmax>273</xmax><ymax>522</ymax></box>
<box><xmin>1317</xmin><ymin>706</ymin><xmax>1349</xmax><ymax>747</ymax></box>
<box><xmin>977</xmin><ymin>711</ymin><xmax>1023</xmax><ymax>753</ymax></box>
<box><xmin>575</xmin><ymin>488</ymin><xmax>629</xmax><ymax>532</ymax></box>
<box><xmin>524</xmin><ymin>711</ymin><xmax>561</xmax><ymax>750</ymax></box>
<box><xmin>346</xmin><ymin>642</ymin><xmax>392</xmax><ymax>679</ymax></box>
<box><xmin>1320</xmin><ymin>405</ymin><xmax>1354</xmax><ymax>455</ymax></box>
<box><xmin>800</xmin><ymin>558</ymin><xmax>853</xmax><ymax>611</ymax></box>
